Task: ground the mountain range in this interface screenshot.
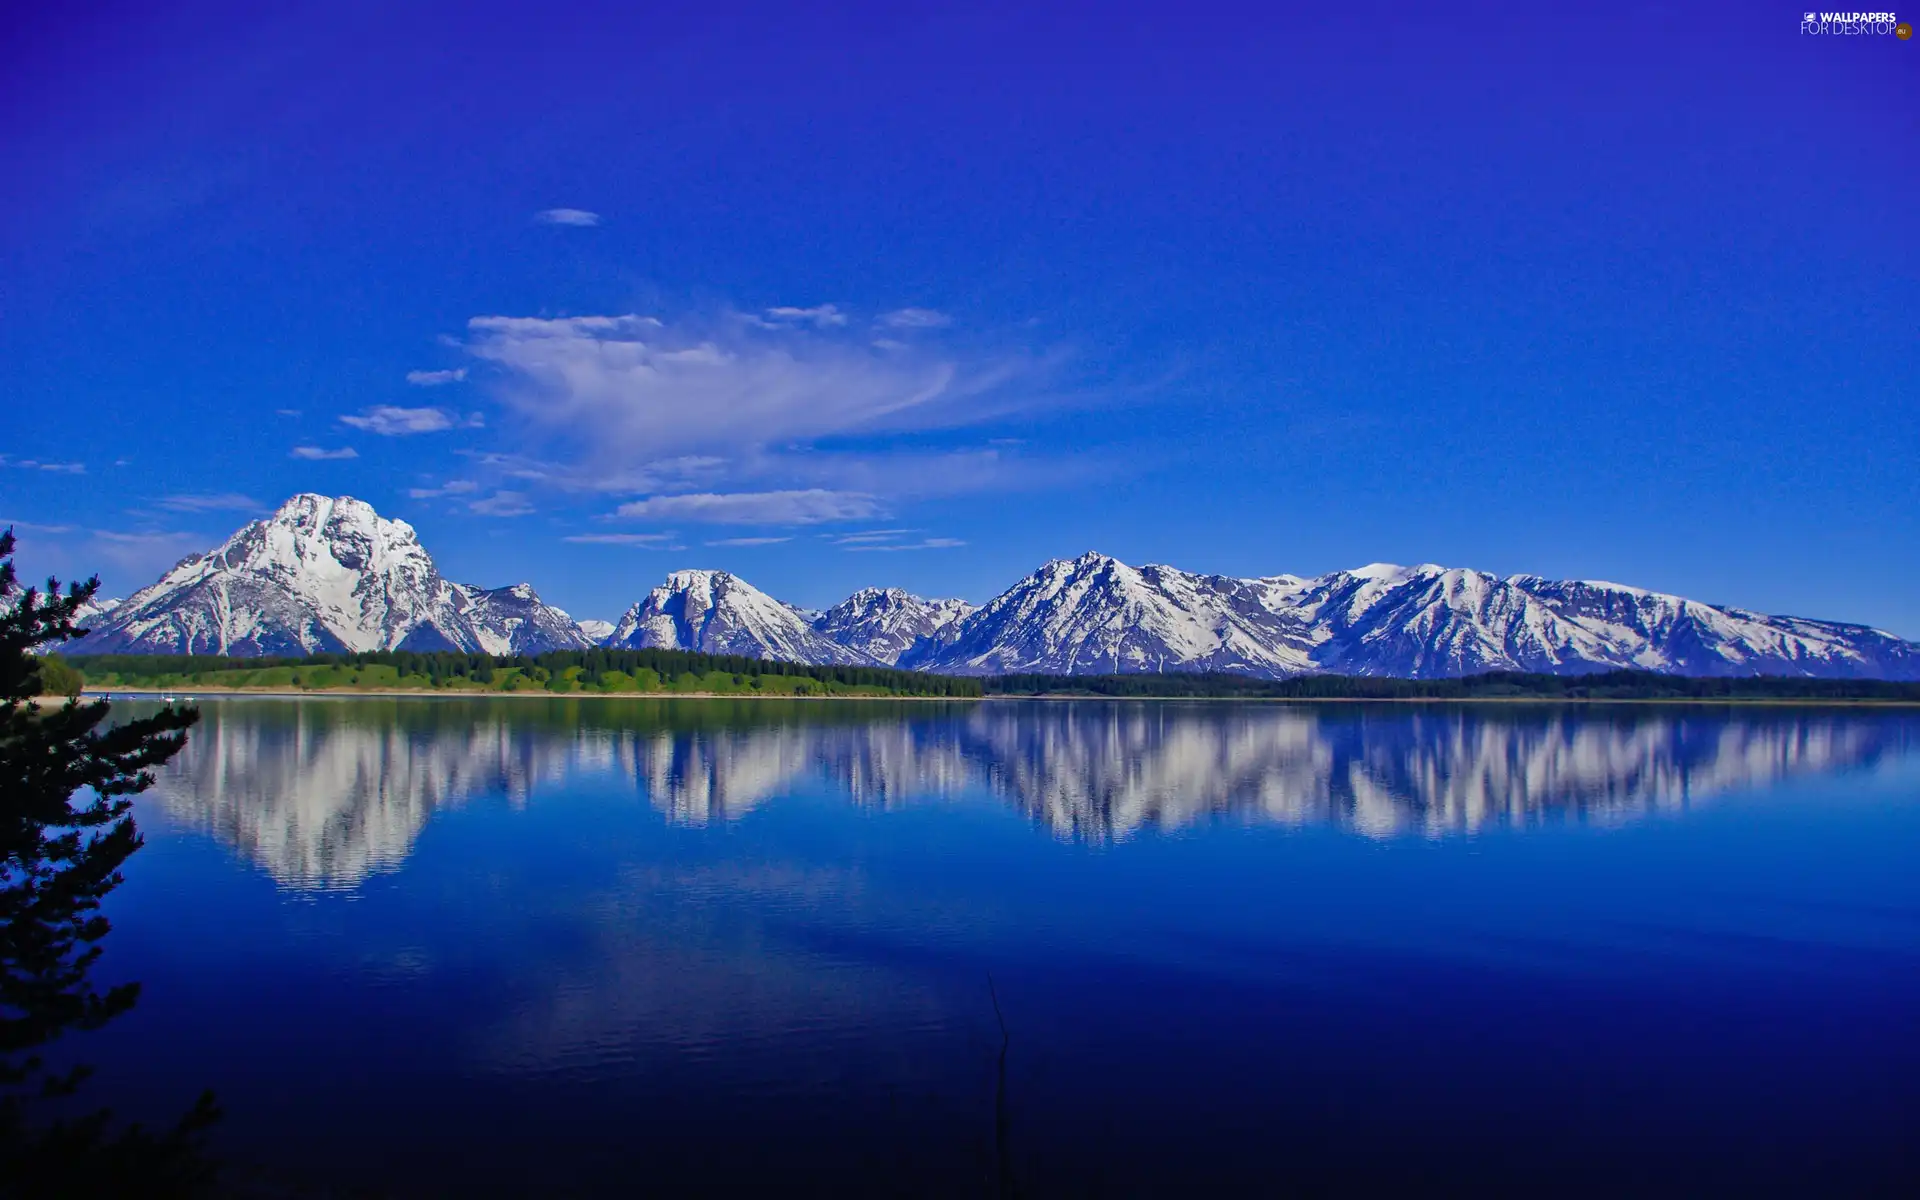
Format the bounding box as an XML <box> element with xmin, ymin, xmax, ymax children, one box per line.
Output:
<box><xmin>63</xmin><ymin>493</ymin><xmax>1920</xmax><ymax>680</ymax></box>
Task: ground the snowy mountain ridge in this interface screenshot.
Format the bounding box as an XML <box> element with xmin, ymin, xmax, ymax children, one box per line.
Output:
<box><xmin>902</xmin><ymin>552</ymin><xmax>1918</xmax><ymax>680</ymax></box>
<box><xmin>57</xmin><ymin>496</ymin><xmax>1920</xmax><ymax>680</ymax></box>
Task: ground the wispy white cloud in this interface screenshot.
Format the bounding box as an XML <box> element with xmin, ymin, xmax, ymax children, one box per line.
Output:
<box><xmin>613</xmin><ymin>489</ymin><xmax>880</xmax><ymax>525</ymax></box>
<box><xmin>844</xmin><ymin>537</ymin><xmax>966</xmax><ymax>552</ymax></box>
<box><xmin>461</xmin><ymin>312</ymin><xmax>1041</xmax><ymax>468</ymax></box>
<box><xmin>276</xmin><ymin>408</ymin><xmax>301</xmax><ymax>417</ymax></box>
<box><xmin>0</xmin><ymin>455</ymin><xmax>86</xmax><ymax>475</ymax></box>
<box><xmin>290</xmin><ymin>445</ymin><xmax>358</xmax><ymax>460</ymax></box>
<box><xmin>341</xmin><ymin>405</ymin><xmax>481</xmax><ymax>436</ymax></box>
<box><xmin>879</xmin><ymin>307</ymin><xmax>951</xmax><ymax>329</ymax></box>
<box><xmin>405</xmin><ymin>368</ymin><xmax>467</xmax><ymax>386</ymax></box>
<box><xmin>157</xmin><ymin>493</ymin><xmax>261</xmax><ymax>514</ymax></box>
<box><xmin>445</xmin><ymin>307</ymin><xmax>1084</xmax><ymax>532</ymax></box>
<box><xmin>0</xmin><ymin>519</ymin><xmax>76</xmax><ymax>535</ymax></box>
<box><xmin>763</xmin><ymin>304</ymin><xmax>848</xmax><ymax>328</ymax></box>
<box><xmin>407</xmin><ymin>480</ymin><xmax>480</xmax><ymax>499</ymax></box>
<box><xmin>468</xmin><ymin>491</ymin><xmax>534</xmax><ymax>517</ymax></box>
<box><xmin>828</xmin><ymin>529</ymin><xmax>917</xmax><ymax>545</ymax></box>
<box><xmin>535</xmin><ymin>208</ymin><xmax>601</xmax><ymax>227</ymax></box>
<box><xmin>563</xmin><ymin>532</ymin><xmax>682</xmax><ymax>548</ymax></box>
<box><xmin>705</xmin><ymin>536</ymin><xmax>791</xmax><ymax>547</ymax></box>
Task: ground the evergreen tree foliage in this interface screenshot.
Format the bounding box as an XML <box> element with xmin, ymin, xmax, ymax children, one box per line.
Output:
<box><xmin>0</xmin><ymin>529</ymin><xmax>215</xmax><ymax>1195</ymax></box>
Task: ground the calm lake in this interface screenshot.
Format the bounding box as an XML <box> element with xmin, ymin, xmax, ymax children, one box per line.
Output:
<box><xmin>83</xmin><ymin>698</ymin><xmax>1920</xmax><ymax>1196</ymax></box>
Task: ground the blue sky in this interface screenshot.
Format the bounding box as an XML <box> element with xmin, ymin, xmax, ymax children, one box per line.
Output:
<box><xmin>2</xmin><ymin>1</ymin><xmax>1915</xmax><ymax>632</ymax></box>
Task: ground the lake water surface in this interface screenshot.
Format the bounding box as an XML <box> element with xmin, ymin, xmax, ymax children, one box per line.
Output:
<box><xmin>86</xmin><ymin>698</ymin><xmax>1920</xmax><ymax>1195</ymax></box>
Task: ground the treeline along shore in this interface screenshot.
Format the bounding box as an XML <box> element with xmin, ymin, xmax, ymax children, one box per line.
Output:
<box><xmin>36</xmin><ymin>652</ymin><xmax>1920</xmax><ymax>703</ymax></box>
<box><xmin>58</xmin><ymin>648</ymin><xmax>984</xmax><ymax>698</ymax></box>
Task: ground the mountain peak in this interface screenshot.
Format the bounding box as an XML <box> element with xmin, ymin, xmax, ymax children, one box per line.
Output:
<box><xmin>71</xmin><ymin>494</ymin><xmax>589</xmax><ymax>657</ymax></box>
<box><xmin>609</xmin><ymin>569</ymin><xmax>877</xmax><ymax>665</ymax></box>
<box><xmin>814</xmin><ymin>586</ymin><xmax>976</xmax><ymax>665</ymax></box>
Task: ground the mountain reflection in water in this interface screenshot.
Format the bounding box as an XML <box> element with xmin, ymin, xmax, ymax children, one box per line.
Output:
<box><xmin>142</xmin><ymin>698</ymin><xmax>1918</xmax><ymax>890</ymax></box>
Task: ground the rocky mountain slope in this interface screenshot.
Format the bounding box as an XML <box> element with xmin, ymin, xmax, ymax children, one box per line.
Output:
<box><xmin>71</xmin><ymin>495</ymin><xmax>590</xmax><ymax>656</ymax></box>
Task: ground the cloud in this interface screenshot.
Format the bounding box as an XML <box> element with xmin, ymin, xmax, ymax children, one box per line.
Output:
<box><xmin>705</xmin><ymin>536</ymin><xmax>791</xmax><ymax>547</ymax></box>
<box><xmin>460</xmin><ymin>312</ymin><xmax>1040</xmax><ymax>468</ymax></box>
<box><xmin>1</xmin><ymin>455</ymin><xmax>86</xmax><ymax>475</ymax></box>
<box><xmin>828</xmin><ymin>529</ymin><xmax>917</xmax><ymax>545</ymax></box>
<box><xmin>0</xmin><ymin>519</ymin><xmax>76</xmax><ymax>535</ymax></box>
<box><xmin>340</xmin><ymin>405</ymin><xmax>477</xmax><ymax>436</ymax></box>
<box><xmin>468</xmin><ymin>491</ymin><xmax>534</xmax><ymax>517</ymax></box>
<box><xmin>879</xmin><ymin>307</ymin><xmax>951</xmax><ymax>329</ymax></box>
<box><xmin>563</xmin><ymin>532</ymin><xmax>681</xmax><ymax>547</ymax></box>
<box><xmin>455</xmin><ymin>450</ymin><xmax>731</xmax><ymax>496</ymax></box>
<box><xmin>826</xmin><ymin>528</ymin><xmax>966</xmax><ymax>552</ymax></box>
<box><xmin>844</xmin><ymin>537</ymin><xmax>966</xmax><ymax>552</ymax></box>
<box><xmin>445</xmin><ymin>307</ymin><xmax>1082</xmax><ymax>531</ymax></box>
<box><xmin>763</xmin><ymin>304</ymin><xmax>848</xmax><ymax>328</ymax></box>
<box><xmin>157</xmin><ymin>493</ymin><xmax>261</xmax><ymax>514</ymax></box>
<box><xmin>290</xmin><ymin>445</ymin><xmax>358</xmax><ymax>460</ymax></box>
<box><xmin>613</xmin><ymin>489</ymin><xmax>880</xmax><ymax>525</ymax></box>
<box><xmin>406</xmin><ymin>368</ymin><xmax>467</xmax><ymax>386</ymax></box>
<box><xmin>276</xmin><ymin>408</ymin><xmax>301</xmax><ymax>417</ymax></box>
<box><xmin>407</xmin><ymin>480</ymin><xmax>480</xmax><ymax>499</ymax></box>
<box><xmin>535</xmin><ymin>208</ymin><xmax>601</xmax><ymax>227</ymax></box>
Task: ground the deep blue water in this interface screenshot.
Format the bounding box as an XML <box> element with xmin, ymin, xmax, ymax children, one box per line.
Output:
<box><xmin>76</xmin><ymin>698</ymin><xmax>1920</xmax><ymax>1196</ymax></box>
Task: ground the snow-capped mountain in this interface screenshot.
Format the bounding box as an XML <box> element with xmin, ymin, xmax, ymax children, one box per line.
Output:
<box><xmin>458</xmin><ymin>582</ymin><xmax>596</xmax><ymax>656</ymax></box>
<box><xmin>910</xmin><ymin>555</ymin><xmax>1920</xmax><ymax>680</ymax></box>
<box><xmin>61</xmin><ymin>492</ymin><xmax>1920</xmax><ymax>679</ymax></box>
<box><xmin>907</xmin><ymin>552</ymin><xmax>1318</xmax><ymax>676</ymax></box>
<box><xmin>71</xmin><ymin>495</ymin><xmax>590</xmax><ymax>656</ymax></box>
<box><xmin>812</xmin><ymin>587</ymin><xmax>975</xmax><ymax>665</ymax></box>
<box><xmin>605</xmin><ymin>569</ymin><xmax>879</xmax><ymax>665</ymax></box>
<box><xmin>73</xmin><ymin>595</ymin><xmax>124</xmax><ymax>627</ymax></box>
